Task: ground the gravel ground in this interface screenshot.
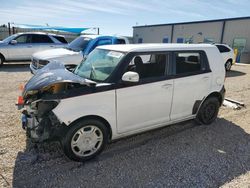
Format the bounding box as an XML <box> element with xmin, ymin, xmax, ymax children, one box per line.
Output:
<box><xmin>0</xmin><ymin>62</ymin><xmax>250</xmax><ymax>188</ymax></box>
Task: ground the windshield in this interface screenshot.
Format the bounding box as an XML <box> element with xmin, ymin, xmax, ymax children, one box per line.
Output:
<box><xmin>2</xmin><ymin>34</ymin><xmax>17</xmax><ymax>43</ymax></box>
<box><xmin>74</xmin><ymin>49</ymin><xmax>125</xmax><ymax>82</ymax></box>
<box><xmin>68</xmin><ymin>36</ymin><xmax>91</xmax><ymax>52</ymax></box>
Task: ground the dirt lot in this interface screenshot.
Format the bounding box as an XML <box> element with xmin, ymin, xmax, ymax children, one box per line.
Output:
<box><xmin>0</xmin><ymin>63</ymin><xmax>250</xmax><ymax>188</ymax></box>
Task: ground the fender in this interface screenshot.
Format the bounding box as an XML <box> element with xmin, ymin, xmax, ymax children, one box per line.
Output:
<box><xmin>193</xmin><ymin>85</ymin><xmax>225</xmax><ymax>115</ymax></box>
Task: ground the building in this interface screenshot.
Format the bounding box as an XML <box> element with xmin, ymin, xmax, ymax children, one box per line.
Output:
<box><xmin>133</xmin><ymin>17</ymin><xmax>250</xmax><ymax>63</ymax></box>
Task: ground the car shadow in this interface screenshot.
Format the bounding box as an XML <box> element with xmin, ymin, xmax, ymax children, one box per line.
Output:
<box><xmin>226</xmin><ymin>69</ymin><xmax>246</xmax><ymax>77</ymax></box>
<box><xmin>0</xmin><ymin>63</ymin><xmax>30</xmax><ymax>72</ymax></box>
<box><xmin>12</xmin><ymin>118</ymin><xmax>250</xmax><ymax>187</ymax></box>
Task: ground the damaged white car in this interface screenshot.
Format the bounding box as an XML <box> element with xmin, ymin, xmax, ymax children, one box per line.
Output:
<box><xmin>17</xmin><ymin>44</ymin><xmax>225</xmax><ymax>161</ymax></box>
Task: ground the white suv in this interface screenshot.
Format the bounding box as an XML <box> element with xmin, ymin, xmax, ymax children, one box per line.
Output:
<box><xmin>18</xmin><ymin>44</ymin><xmax>225</xmax><ymax>161</ymax></box>
<box><xmin>215</xmin><ymin>44</ymin><xmax>235</xmax><ymax>71</ymax></box>
<box><xmin>0</xmin><ymin>32</ymin><xmax>67</xmax><ymax>66</ymax></box>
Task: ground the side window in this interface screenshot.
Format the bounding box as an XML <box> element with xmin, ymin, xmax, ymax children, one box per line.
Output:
<box><xmin>54</xmin><ymin>36</ymin><xmax>68</xmax><ymax>44</ymax></box>
<box><xmin>15</xmin><ymin>35</ymin><xmax>30</xmax><ymax>43</ymax></box>
<box><xmin>175</xmin><ymin>52</ymin><xmax>202</xmax><ymax>74</ymax></box>
<box><xmin>116</xmin><ymin>39</ymin><xmax>126</xmax><ymax>44</ymax></box>
<box><xmin>216</xmin><ymin>45</ymin><xmax>230</xmax><ymax>53</ymax></box>
<box><xmin>127</xmin><ymin>53</ymin><xmax>169</xmax><ymax>80</ymax></box>
<box><xmin>31</xmin><ymin>34</ymin><xmax>53</xmax><ymax>43</ymax></box>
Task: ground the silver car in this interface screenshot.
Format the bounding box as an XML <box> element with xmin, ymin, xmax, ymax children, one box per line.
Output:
<box><xmin>0</xmin><ymin>32</ymin><xmax>68</xmax><ymax>66</ymax></box>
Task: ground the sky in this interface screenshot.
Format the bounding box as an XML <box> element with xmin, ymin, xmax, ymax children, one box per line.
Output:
<box><xmin>0</xmin><ymin>0</ymin><xmax>250</xmax><ymax>36</ymax></box>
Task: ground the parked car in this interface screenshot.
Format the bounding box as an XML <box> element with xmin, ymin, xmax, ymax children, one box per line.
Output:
<box><xmin>215</xmin><ymin>44</ymin><xmax>235</xmax><ymax>71</ymax></box>
<box><xmin>30</xmin><ymin>35</ymin><xmax>129</xmax><ymax>74</ymax></box>
<box><xmin>0</xmin><ymin>32</ymin><xmax>68</xmax><ymax>66</ymax></box>
<box><xmin>17</xmin><ymin>44</ymin><xmax>225</xmax><ymax>161</ymax></box>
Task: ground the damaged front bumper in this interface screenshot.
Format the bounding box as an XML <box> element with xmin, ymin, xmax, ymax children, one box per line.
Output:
<box><xmin>18</xmin><ymin>101</ymin><xmax>65</xmax><ymax>143</ymax></box>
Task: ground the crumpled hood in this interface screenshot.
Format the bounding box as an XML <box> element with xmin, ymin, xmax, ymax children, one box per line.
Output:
<box><xmin>24</xmin><ymin>62</ymin><xmax>95</xmax><ymax>94</ymax></box>
<box><xmin>33</xmin><ymin>48</ymin><xmax>81</xmax><ymax>60</ymax></box>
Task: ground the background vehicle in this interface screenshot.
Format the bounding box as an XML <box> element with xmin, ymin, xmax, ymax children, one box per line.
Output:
<box><xmin>215</xmin><ymin>44</ymin><xmax>235</xmax><ymax>71</ymax></box>
<box><xmin>30</xmin><ymin>35</ymin><xmax>129</xmax><ymax>74</ymax></box>
<box><xmin>18</xmin><ymin>44</ymin><xmax>225</xmax><ymax>161</ymax></box>
<box><xmin>0</xmin><ymin>32</ymin><xmax>68</xmax><ymax>66</ymax></box>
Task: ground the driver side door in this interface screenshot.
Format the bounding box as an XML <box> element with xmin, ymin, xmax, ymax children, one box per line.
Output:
<box><xmin>6</xmin><ymin>34</ymin><xmax>33</xmax><ymax>60</ymax></box>
<box><xmin>116</xmin><ymin>52</ymin><xmax>174</xmax><ymax>134</ymax></box>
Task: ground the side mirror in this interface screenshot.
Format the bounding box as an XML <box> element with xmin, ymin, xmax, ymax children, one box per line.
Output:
<box><xmin>10</xmin><ymin>40</ymin><xmax>17</xmax><ymax>45</ymax></box>
<box><xmin>122</xmin><ymin>71</ymin><xmax>139</xmax><ymax>83</ymax></box>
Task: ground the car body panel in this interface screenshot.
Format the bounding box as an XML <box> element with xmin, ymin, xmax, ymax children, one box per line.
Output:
<box><xmin>116</xmin><ymin>80</ymin><xmax>173</xmax><ymax>133</ymax></box>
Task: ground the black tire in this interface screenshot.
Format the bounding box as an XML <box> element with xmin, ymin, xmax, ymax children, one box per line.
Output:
<box><xmin>196</xmin><ymin>97</ymin><xmax>220</xmax><ymax>125</ymax></box>
<box><xmin>225</xmin><ymin>60</ymin><xmax>232</xmax><ymax>71</ymax></box>
<box><xmin>62</xmin><ymin>119</ymin><xmax>108</xmax><ymax>162</ymax></box>
<box><xmin>0</xmin><ymin>55</ymin><xmax>4</xmax><ymax>67</ymax></box>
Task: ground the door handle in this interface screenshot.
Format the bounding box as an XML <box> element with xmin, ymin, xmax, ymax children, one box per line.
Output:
<box><xmin>161</xmin><ymin>83</ymin><xmax>172</xmax><ymax>89</ymax></box>
<box><xmin>27</xmin><ymin>45</ymin><xmax>32</xmax><ymax>48</ymax></box>
<box><xmin>202</xmin><ymin>76</ymin><xmax>209</xmax><ymax>81</ymax></box>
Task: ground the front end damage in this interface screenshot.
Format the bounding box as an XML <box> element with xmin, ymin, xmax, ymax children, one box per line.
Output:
<box><xmin>17</xmin><ymin>62</ymin><xmax>96</xmax><ymax>142</ymax></box>
<box><xmin>21</xmin><ymin>99</ymin><xmax>63</xmax><ymax>142</ymax></box>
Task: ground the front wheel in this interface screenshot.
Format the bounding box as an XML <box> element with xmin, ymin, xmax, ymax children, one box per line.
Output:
<box><xmin>196</xmin><ymin>97</ymin><xmax>220</xmax><ymax>125</ymax></box>
<box><xmin>62</xmin><ymin>119</ymin><xmax>108</xmax><ymax>162</ymax></box>
<box><xmin>225</xmin><ymin>60</ymin><xmax>232</xmax><ymax>71</ymax></box>
<box><xmin>0</xmin><ymin>55</ymin><xmax>4</xmax><ymax>67</ymax></box>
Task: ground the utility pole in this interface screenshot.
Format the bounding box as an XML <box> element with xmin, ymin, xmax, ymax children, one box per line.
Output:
<box><xmin>8</xmin><ymin>22</ymin><xmax>11</xmax><ymax>36</ymax></box>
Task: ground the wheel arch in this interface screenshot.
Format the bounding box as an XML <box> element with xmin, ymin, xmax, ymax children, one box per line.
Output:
<box><xmin>227</xmin><ymin>58</ymin><xmax>233</xmax><ymax>63</ymax></box>
<box><xmin>0</xmin><ymin>53</ymin><xmax>5</xmax><ymax>61</ymax></box>
<box><xmin>68</xmin><ymin>115</ymin><xmax>113</xmax><ymax>141</ymax></box>
<box><xmin>193</xmin><ymin>91</ymin><xmax>223</xmax><ymax>115</ymax></box>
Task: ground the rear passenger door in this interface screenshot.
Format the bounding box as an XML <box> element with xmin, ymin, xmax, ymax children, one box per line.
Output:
<box><xmin>30</xmin><ymin>34</ymin><xmax>55</xmax><ymax>54</ymax></box>
<box><xmin>116</xmin><ymin>52</ymin><xmax>174</xmax><ymax>133</ymax></box>
<box><xmin>170</xmin><ymin>51</ymin><xmax>212</xmax><ymax>120</ymax></box>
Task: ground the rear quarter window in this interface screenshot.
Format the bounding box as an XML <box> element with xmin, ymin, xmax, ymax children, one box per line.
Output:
<box><xmin>216</xmin><ymin>45</ymin><xmax>231</xmax><ymax>53</ymax></box>
<box><xmin>54</xmin><ymin>36</ymin><xmax>68</xmax><ymax>44</ymax></box>
<box><xmin>116</xmin><ymin>39</ymin><xmax>126</xmax><ymax>44</ymax></box>
<box><xmin>174</xmin><ymin>51</ymin><xmax>210</xmax><ymax>75</ymax></box>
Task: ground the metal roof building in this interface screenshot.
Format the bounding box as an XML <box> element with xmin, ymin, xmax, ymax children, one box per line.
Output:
<box><xmin>133</xmin><ymin>17</ymin><xmax>250</xmax><ymax>63</ymax></box>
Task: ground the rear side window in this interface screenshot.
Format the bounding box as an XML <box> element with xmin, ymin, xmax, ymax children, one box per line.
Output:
<box><xmin>31</xmin><ymin>34</ymin><xmax>53</xmax><ymax>43</ymax></box>
<box><xmin>54</xmin><ymin>36</ymin><xmax>68</xmax><ymax>43</ymax></box>
<box><xmin>116</xmin><ymin>39</ymin><xmax>126</xmax><ymax>44</ymax></box>
<box><xmin>216</xmin><ymin>45</ymin><xmax>230</xmax><ymax>53</ymax></box>
<box><xmin>175</xmin><ymin>52</ymin><xmax>203</xmax><ymax>74</ymax></box>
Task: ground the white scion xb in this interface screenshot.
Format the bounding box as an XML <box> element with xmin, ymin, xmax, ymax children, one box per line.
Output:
<box><xmin>18</xmin><ymin>43</ymin><xmax>225</xmax><ymax>161</ymax></box>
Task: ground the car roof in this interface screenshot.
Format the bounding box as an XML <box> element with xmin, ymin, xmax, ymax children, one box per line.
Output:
<box><xmin>16</xmin><ymin>32</ymin><xmax>65</xmax><ymax>37</ymax></box>
<box><xmin>97</xmin><ymin>43</ymin><xmax>216</xmax><ymax>53</ymax></box>
<box><xmin>80</xmin><ymin>34</ymin><xmax>127</xmax><ymax>40</ymax></box>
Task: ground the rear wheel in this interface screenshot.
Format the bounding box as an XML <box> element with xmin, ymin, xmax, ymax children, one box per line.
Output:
<box><xmin>62</xmin><ymin>119</ymin><xmax>108</xmax><ymax>162</ymax></box>
<box><xmin>225</xmin><ymin>60</ymin><xmax>232</xmax><ymax>71</ymax></box>
<box><xmin>196</xmin><ymin>97</ymin><xmax>220</xmax><ymax>125</ymax></box>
